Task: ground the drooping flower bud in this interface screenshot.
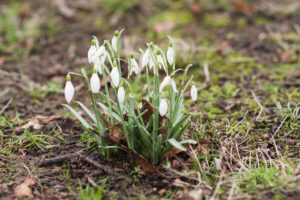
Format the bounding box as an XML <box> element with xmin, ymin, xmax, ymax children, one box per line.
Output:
<box><xmin>167</xmin><ymin>42</ymin><xmax>174</xmax><ymax>65</ymax></box>
<box><xmin>117</xmin><ymin>86</ymin><xmax>125</xmax><ymax>104</ymax></box>
<box><xmin>156</xmin><ymin>51</ymin><xmax>165</xmax><ymax>71</ymax></box>
<box><xmin>88</xmin><ymin>41</ymin><xmax>96</xmax><ymax>63</ymax></box>
<box><xmin>190</xmin><ymin>84</ymin><xmax>198</xmax><ymax>101</ymax></box>
<box><xmin>129</xmin><ymin>53</ymin><xmax>139</xmax><ymax>76</ymax></box>
<box><xmin>110</xmin><ymin>62</ymin><xmax>120</xmax><ymax>87</ymax></box>
<box><xmin>90</xmin><ymin>69</ymin><xmax>100</xmax><ymax>93</ymax></box>
<box><xmin>112</xmin><ymin>31</ymin><xmax>118</xmax><ymax>52</ymax></box>
<box><xmin>159</xmin><ymin>98</ymin><xmax>168</xmax><ymax>116</ymax></box>
<box><xmin>64</xmin><ymin>74</ymin><xmax>75</xmax><ymax>104</ymax></box>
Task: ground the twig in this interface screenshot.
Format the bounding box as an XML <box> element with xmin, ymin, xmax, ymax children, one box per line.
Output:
<box><xmin>84</xmin><ymin>174</ymin><xmax>97</xmax><ymax>187</ymax></box>
<box><xmin>203</xmin><ymin>62</ymin><xmax>210</xmax><ymax>84</ymax></box>
<box><xmin>210</xmin><ymin>170</ymin><xmax>225</xmax><ymax>200</ymax></box>
<box><xmin>39</xmin><ymin>154</ymin><xmax>73</xmax><ymax>166</ymax></box>
<box><xmin>251</xmin><ymin>90</ymin><xmax>264</xmax><ymax>121</ymax></box>
<box><xmin>0</xmin><ymin>98</ymin><xmax>12</xmax><ymax>115</ymax></box>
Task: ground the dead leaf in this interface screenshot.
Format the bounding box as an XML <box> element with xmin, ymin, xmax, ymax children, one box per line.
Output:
<box><xmin>14</xmin><ymin>177</ymin><xmax>36</xmax><ymax>198</ymax></box>
<box><xmin>140</xmin><ymin>99</ymin><xmax>154</xmax><ymax>125</ymax></box>
<box><xmin>164</xmin><ymin>147</ymin><xmax>183</xmax><ymax>158</ymax></box>
<box><xmin>234</xmin><ymin>1</ymin><xmax>256</xmax><ymax>16</ymax></box>
<box><xmin>22</xmin><ymin>117</ymin><xmax>42</xmax><ymax>130</ymax></box>
<box><xmin>191</xmin><ymin>0</ymin><xmax>201</xmax><ymax>17</ymax></box>
<box><xmin>214</xmin><ymin>157</ymin><xmax>223</xmax><ymax>171</ymax></box>
<box><xmin>158</xmin><ymin>188</ymin><xmax>166</xmax><ymax>196</ymax></box>
<box><xmin>173</xmin><ymin>178</ymin><xmax>185</xmax><ymax>188</ymax></box>
<box><xmin>184</xmin><ymin>189</ymin><xmax>203</xmax><ymax>200</ymax></box>
<box><xmin>20</xmin><ymin>115</ymin><xmax>60</xmax><ymax>130</ymax></box>
<box><xmin>0</xmin><ymin>57</ymin><xmax>6</xmax><ymax>65</ymax></box>
<box><xmin>134</xmin><ymin>153</ymin><xmax>157</xmax><ymax>174</ymax></box>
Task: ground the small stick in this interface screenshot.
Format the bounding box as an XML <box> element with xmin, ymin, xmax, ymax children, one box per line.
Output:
<box><xmin>0</xmin><ymin>98</ymin><xmax>12</xmax><ymax>115</ymax></box>
<box><xmin>39</xmin><ymin>154</ymin><xmax>73</xmax><ymax>166</ymax></box>
<box><xmin>84</xmin><ymin>174</ymin><xmax>97</xmax><ymax>187</ymax></box>
<box><xmin>251</xmin><ymin>90</ymin><xmax>264</xmax><ymax>121</ymax></box>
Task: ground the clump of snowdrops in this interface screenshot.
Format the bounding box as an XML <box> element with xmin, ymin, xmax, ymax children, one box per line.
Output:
<box><xmin>63</xmin><ymin>30</ymin><xmax>198</xmax><ymax>166</ymax></box>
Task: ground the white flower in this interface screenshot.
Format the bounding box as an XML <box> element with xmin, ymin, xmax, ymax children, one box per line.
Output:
<box><xmin>88</xmin><ymin>45</ymin><xmax>96</xmax><ymax>63</ymax></box>
<box><xmin>157</xmin><ymin>54</ymin><xmax>166</xmax><ymax>71</ymax></box>
<box><xmin>159</xmin><ymin>98</ymin><xmax>168</xmax><ymax>116</ymax></box>
<box><xmin>191</xmin><ymin>85</ymin><xmax>197</xmax><ymax>101</ymax></box>
<box><xmin>112</xmin><ymin>35</ymin><xmax>117</xmax><ymax>52</ymax></box>
<box><xmin>93</xmin><ymin>46</ymin><xmax>107</xmax><ymax>74</ymax></box>
<box><xmin>167</xmin><ymin>45</ymin><xmax>174</xmax><ymax>65</ymax></box>
<box><xmin>149</xmin><ymin>56</ymin><xmax>155</xmax><ymax>70</ymax></box>
<box><xmin>142</xmin><ymin>48</ymin><xmax>150</xmax><ymax>68</ymax></box>
<box><xmin>90</xmin><ymin>73</ymin><xmax>100</xmax><ymax>93</ymax></box>
<box><xmin>129</xmin><ymin>57</ymin><xmax>139</xmax><ymax>76</ymax></box>
<box><xmin>64</xmin><ymin>75</ymin><xmax>74</xmax><ymax>104</ymax></box>
<box><xmin>117</xmin><ymin>86</ymin><xmax>125</xmax><ymax>103</ymax></box>
<box><xmin>159</xmin><ymin>76</ymin><xmax>177</xmax><ymax>92</ymax></box>
<box><xmin>110</xmin><ymin>66</ymin><xmax>120</xmax><ymax>87</ymax></box>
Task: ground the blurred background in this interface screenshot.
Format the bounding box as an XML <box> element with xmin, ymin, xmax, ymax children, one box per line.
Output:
<box><xmin>0</xmin><ymin>0</ymin><xmax>299</xmax><ymax>112</ymax></box>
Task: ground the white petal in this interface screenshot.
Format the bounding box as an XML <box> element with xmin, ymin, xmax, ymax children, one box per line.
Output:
<box><xmin>112</xmin><ymin>36</ymin><xmax>117</xmax><ymax>52</ymax></box>
<box><xmin>131</xmin><ymin>58</ymin><xmax>139</xmax><ymax>75</ymax></box>
<box><xmin>117</xmin><ymin>86</ymin><xmax>125</xmax><ymax>104</ymax></box>
<box><xmin>171</xmin><ymin>79</ymin><xmax>177</xmax><ymax>92</ymax></box>
<box><xmin>167</xmin><ymin>46</ymin><xmax>174</xmax><ymax>65</ymax></box>
<box><xmin>64</xmin><ymin>81</ymin><xmax>75</xmax><ymax>103</ymax></box>
<box><xmin>88</xmin><ymin>45</ymin><xmax>96</xmax><ymax>63</ymax></box>
<box><xmin>157</xmin><ymin>55</ymin><xmax>163</xmax><ymax>69</ymax></box>
<box><xmin>159</xmin><ymin>76</ymin><xmax>171</xmax><ymax>92</ymax></box>
<box><xmin>94</xmin><ymin>58</ymin><xmax>102</xmax><ymax>74</ymax></box>
<box><xmin>90</xmin><ymin>73</ymin><xmax>101</xmax><ymax>93</ymax></box>
<box><xmin>191</xmin><ymin>85</ymin><xmax>198</xmax><ymax>101</ymax></box>
<box><xmin>110</xmin><ymin>67</ymin><xmax>120</xmax><ymax>87</ymax></box>
<box><xmin>149</xmin><ymin>56</ymin><xmax>155</xmax><ymax>70</ymax></box>
<box><xmin>142</xmin><ymin>49</ymin><xmax>150</xmax><ymax>68</ymax></box>
<box><xmin>159</xmin><ymin>98</ymin><xmax>168</xmax><ymax>116</ymax></box>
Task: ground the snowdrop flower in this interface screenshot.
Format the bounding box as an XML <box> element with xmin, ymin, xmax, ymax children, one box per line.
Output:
<box><xmin>90</xmin><ymin>69</ymin><xmax>101</xmax><ymax>93</ymax></box>
<box><xmin>93</xmin><ymin>46</ymin><xmax>107</xmax><ymax>74</ymax></box>
<box><xmin>167</xmin><ymin>42</ymin><xmax>174</xmax><ymax>65</ymax></box>
<box><xmin>159</xmin><ymin>98</ymin><xmax>168</xmax><ymax>116</ymax></box>
<box><xmin>110</xmin><ymin>62</ymin><xmax>120</xmax><ymax>87</ymax></box>
<box><xmin>142</xmin><ymin>48</ymin><xmax>150</xmax><ymax>68</ymax></box>
<box><xmin>88</xmin><ymin>41</ymin><xmax>96</xmax><ymax>63</ymax></box>
<box><xmin>190</xmin><ymin>84</ymin><xmax>197</xmax><ymax>101</ymax></box>
<box><xmin>111</xmin><ymin>31</ymin><xmax>118</xmax><ymax>52</ymax></box>
<box><xmin>159</xmin><ymin>76</ymin><xmax>177</xmax><ymax>92</ymax></box>
<box><xmin>129</xmin><ymin>53</ymin><xmax>139</xmax><ymax>76</ymax></box>
<box><xmin>64</xmin><ymin>74</ymin><xmax>74</xmax><ymax>104</ymax></box>
<box><xmin>157</xmin><ymin>51</ymin><xmax>166</xmax><ymax>71</ymax></box>
<box><xmin>117</xmin><ymin>86</ymin><xmax>125</xmax><ymax>104</ymax></box>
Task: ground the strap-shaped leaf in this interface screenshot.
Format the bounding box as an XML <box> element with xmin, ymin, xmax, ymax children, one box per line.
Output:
<box><xmin>63</xmin><ymin>104</ymin><xmax>91</xmax><ymax>129</ymax></box>
<box><xmin>180</xmin><ymin>139</ymin><xmax>197</xmax><ymax>144</ymax></box>
<box><xmin>168</xmin><ymin>138</ymin><xmax>186</xmax><ymax>151</ymax></box>
<box><xmin>76</xmin><ymin>101</ymin><xmax>97</xmax><ymax>123</ymax></box>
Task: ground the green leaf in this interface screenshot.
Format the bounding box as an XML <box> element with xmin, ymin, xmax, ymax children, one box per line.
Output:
<box><xmin>168</xmin><ymin>138</ymin><xmax>186</xmax><ymax>151</ymax></box>
<box><xmin>63</xmin><ymin>104</ymin><xmax>91</xmax><ymax>129</ymax></box>
<box><xmin>97</xmin><ymin>102</ymin><xmax>121</xmax><ymax>122</ymax></box>
<box><xmin>76</xmin><ymin>101</ymin><xmax>96</xmax><ymax>123</ymax></box>
<box><xmin>180</xmin><ymin>139</ymin><xmax>197</xmax><ymax>144</ymax></box>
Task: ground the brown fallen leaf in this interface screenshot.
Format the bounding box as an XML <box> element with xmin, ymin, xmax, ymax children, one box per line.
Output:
<box><xmin>20</xmin><ymin>115</ymin><xmax>60</xmax><ymax>130</ymax></box>
<box><xmin>234</xmin><ymin>1</ymin><xmax>256</xmax><ymax>16</ymax></box>
<box><xmin>14</xmin><ymin>177</ymin><xmax>36</xmax><ymax>198</ymax></box>
<box><xmin>134</xmin><ymin>153</ymin><xmax>157</xmax><ymax>174</ymax></box>
<box><xmin>0</xmin><ymin>57</ymin><xmax>6</xmax><ymax>65</ymax></box>
<box><xmin>164</xmin><ymin>147</ymin><xmax>183</xmax><ymax>158</ymax></box>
